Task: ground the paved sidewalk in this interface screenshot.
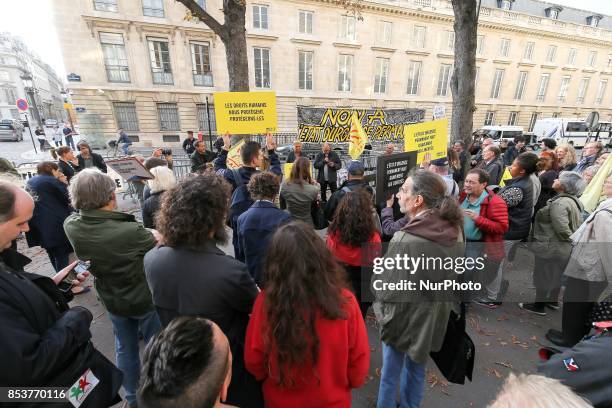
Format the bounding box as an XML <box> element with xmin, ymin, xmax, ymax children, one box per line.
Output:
<box><xmin>17</xmin><ymin>195</ymin><xmax>562</xmax><ymax>407</ymax></box>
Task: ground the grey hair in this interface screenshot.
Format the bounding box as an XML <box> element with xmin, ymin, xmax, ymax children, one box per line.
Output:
<box><xmin>558</xmin><ymin>171</ymin><xmax>587</xmax><ymax>196</ymax></box>
<box><xmin>147</xmin><ymin>166</ymin><xmax>176</xmax><ymax>194</ymax></box>
<box><xmin>489</xmin><ymin>373</ymin><xmax>592</xmax><ymax>408</ymax></box>
<box><xmin>69</xmin><ymin>169</ymin><xmax>116</xmax><ymax>210</ymax></box>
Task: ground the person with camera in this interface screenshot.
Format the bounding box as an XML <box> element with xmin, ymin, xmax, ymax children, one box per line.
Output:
<box><xmin>0</xmin><ymin>180</ymin><xmax>123</xmax><ymax>407</ymax></box>
<box><xmin>152</xmin><ymin>147</ymin><xmax>173</xmax><ymax>170</ymax></box>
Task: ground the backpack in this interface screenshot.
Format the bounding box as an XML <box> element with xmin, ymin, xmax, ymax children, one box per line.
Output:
<box><xmin>228</xmin><ymin>168</ymin><xmax>254</xmax><ymax>231</ymax></box>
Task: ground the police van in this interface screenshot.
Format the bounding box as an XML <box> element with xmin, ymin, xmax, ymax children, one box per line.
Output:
<box><xmin>532</xmin><ymin>118</ymin><xmax>612</xmax><ymax>148</ymax></box>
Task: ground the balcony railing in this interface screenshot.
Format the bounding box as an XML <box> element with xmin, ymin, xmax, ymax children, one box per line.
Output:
<box><xmin>193</xmin><ymin>72</ymin><xmax>213</xmax><ymax>87</ymax></box>
<box><xmin>152</xmin><ymin>70</ymin><xmax>173</xmax><ymax>85</ymax></box>
<box><xmin>105</xmin><ymin>65</ymin><xmax>130</xmax><ymax>83</ymax></box>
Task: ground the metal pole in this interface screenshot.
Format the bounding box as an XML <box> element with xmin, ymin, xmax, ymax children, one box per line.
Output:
<box><xmin>27</xmin><ymin>89</ymin><xmax>43</xmax><ymax>127</ymax></box>
<box><xmin>205</xmin><ymin>96</ymin><xmax>213</xmax><ymax>151</ymax></box>
<box><xmin>24</xmin><ymin>113</ymin><xmax>38</xmax><ymax>154</ymax></box>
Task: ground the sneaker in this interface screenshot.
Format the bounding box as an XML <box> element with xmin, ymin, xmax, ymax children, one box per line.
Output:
<box><xmin>473</xmin><ymin>296</ymin><xmax>501</xmax><ymax>309</ymax></box>
<box><xmin>546</xmin><ymin>302</ymin><xmax>560</xmax><ymax>310</ymax></box>
<box><xmin>518</xmin><ymin>302</ymin><xmax>547</xmax><ymax>316</ymax></box>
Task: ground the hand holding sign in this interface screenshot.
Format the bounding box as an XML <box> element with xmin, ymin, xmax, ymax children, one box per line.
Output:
<box><xmin>265</xmin><ymin>132</ymin><xmax>276</xmax><ymax>151</ymax></box>
<box><xmin>222</xmin><ymin>132</ymin><xmax>231</xmax><ymax>151</ymax></box>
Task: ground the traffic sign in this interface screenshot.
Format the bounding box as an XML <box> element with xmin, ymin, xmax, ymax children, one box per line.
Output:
<box><xmin>16</xmin><ymin>98</ymin><xmax>29</xmax><ymax>111</ymax></box>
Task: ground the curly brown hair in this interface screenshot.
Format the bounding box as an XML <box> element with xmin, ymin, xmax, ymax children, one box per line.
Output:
<box><xmin>328</xmin><ymin>189</ymin><xmax>377</xmax><ymax>247</ymax></box>
<box><xmin>262</xmin><ymin>221</ymin><xmax>349</xmax><ymax>387</ymax></box>
<box><xmin>156</xmin><ymin>172</ymin><xmax>231</xmax><ymax>248</ymax></box>
<box><xmin>247</xmin><ymin>171</ymin><xmax>280</xmax><ymax>200</ymax></box>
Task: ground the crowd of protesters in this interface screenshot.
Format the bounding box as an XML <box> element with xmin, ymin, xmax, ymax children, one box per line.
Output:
<box><xmin>0</xmin><ymin>128</ymin><xmax>611</xmax><ymax>408</ymax></box>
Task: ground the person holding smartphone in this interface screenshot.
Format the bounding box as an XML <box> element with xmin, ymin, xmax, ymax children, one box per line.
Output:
<box><xmin>0</xmin><ymin>180</ymin><xmax>123</xmax><ymax>406</ymax></box>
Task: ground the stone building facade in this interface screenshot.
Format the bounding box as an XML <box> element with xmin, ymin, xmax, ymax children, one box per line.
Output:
<box><xmin>52</xmin><ymin>0</ymin><xmax>612</xmax><ymax>147</ymax></box>
<box><xmin>0</xmin><ymin>33</ymin><xmax>65</xmax><ymax>126</ymax></box>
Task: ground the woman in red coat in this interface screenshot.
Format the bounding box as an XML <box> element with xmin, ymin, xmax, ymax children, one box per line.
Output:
<box><xmin>245</xmin><ymin>221</ymin><xmax>370</xmax><ymax>408</ymax></box>
<box><xmin>326</xmin><ymin>190</ymin><xmax>382</xmax><ymax>317</ymax></box>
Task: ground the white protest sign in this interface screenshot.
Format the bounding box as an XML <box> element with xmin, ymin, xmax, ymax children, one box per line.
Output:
<box><xmin>106</xmin><ymin>157</ymin><xmax>154</xmax><ymax>180</ymax></box>
<box><xmin>433</xmin><ymin>104</ymin><xmax>446</xmax><ymax>120</ymax></box>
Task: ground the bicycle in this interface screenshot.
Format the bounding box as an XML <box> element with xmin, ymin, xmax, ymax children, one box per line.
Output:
<box><xmin>107</xmin><ymin>139</ymin><xmax>133</xmax><ymax>158</ymax></box>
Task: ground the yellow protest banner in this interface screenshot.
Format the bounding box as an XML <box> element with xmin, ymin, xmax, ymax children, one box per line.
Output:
<box><xmin>227</xmin><ymin>139</ymin><xmax>245</xmax><ymax>169</ymax></box>
<box><xmin>404</xmin><ymin>119</ymin><xmax>449</xmax><ymax>164</ymax></box>
<box><xmin>349</xmin><ymin>113</ymin><xmax>367</xmax><ymax>160</ymax></box>
<box><xmin>214</xmin><ymin>91</ymin><xmax>277</xmax><ymax>135</ymax></box>
<box><xmin>580</xmin><ymin>153</ymin><xmax>612</xmax><ymax>213</ymax></box>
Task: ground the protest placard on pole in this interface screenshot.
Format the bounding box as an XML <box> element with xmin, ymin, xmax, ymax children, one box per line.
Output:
<box><xmin>213</xmin><ymin>91</ymin><xmax>277</xmax><ymax>134</ymax></box>
<box><xmin>375</xmin><ymin>151</ymin><xmax>418</xmax><ymax>201</ymax></box>
<box><xmin>106</xmin><ymin>157</ymin><xmax>154</xmax><ymax>180</ymax></box>
<box><xmin>404</xmin><ymin>119</ymin><xmax>448</xmax><ymax>164</ymax></box>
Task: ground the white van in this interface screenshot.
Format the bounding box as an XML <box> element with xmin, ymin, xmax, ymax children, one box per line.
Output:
<box><xmin>475</xmin><ymin>125</ymin><xmax>524</xmax><ymax>144</ymax></box>
<box><xmin>532</xmin><ymin>118</ymin><xmax>612</xmax><ymax>148</ymax></box>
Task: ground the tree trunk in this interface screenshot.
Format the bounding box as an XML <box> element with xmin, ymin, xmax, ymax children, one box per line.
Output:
<box><xmin>176</xmin><ymin>0</ymin><xmax>249</xmax><ymax>92</ymax></box>
<box><xmin>222</xmin><ymin>0</ymin><xmax>249</xmax><ymax>91</ymax></box>
<box><xmin>450</xmin><ymin>0</ymin><xmax>478</xmax><ymax>153</ymax></box>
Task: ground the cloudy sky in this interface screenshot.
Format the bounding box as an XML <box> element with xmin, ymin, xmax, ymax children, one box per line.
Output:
<box><xmin>2</xmin><ymin>0</ymin><xmax>612</xmax><ymax>80</ymax></box>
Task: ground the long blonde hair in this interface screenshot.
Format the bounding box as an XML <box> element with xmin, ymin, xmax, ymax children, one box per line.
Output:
<box><xmin>556</xmin><ymin>143</ymin><xmax>577</xmax><ymax>167</ymax></box>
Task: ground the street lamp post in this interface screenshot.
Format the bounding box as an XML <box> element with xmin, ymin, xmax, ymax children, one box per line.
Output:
<box><xmin>20</xmin><ymin>73</ymin><xmax>43</xmax><ymax>128</ymax></box>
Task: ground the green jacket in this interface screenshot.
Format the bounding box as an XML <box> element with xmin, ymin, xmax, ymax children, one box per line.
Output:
<box><xmin>64</xmin><ymin>209</ymin><xmax>156</xmax><ymax>316</ymax></box>
<box><xmin>372</xmin><ymin>230</ymin><xmax>461</xmax><ymax>365</ymax></box>
<box><xmin>531</xmin><ymin>193</ymin><xmax>583</xmax><ymax>259</ymax></box>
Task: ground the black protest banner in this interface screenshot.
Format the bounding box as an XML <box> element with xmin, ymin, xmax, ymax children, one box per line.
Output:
<box><xmin>375</xmin><ymin>152</ymin><xmax>418</xmax><ymax>201</ymax></box>
<box><xmin>297</xmin><ymin>107</ymin><xmax>424</xmax><ymax>143</ymax></box>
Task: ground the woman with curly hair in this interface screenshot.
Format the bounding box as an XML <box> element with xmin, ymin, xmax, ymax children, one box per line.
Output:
<box><xmin>326</xmin><ymin>189</ymin><xmax>381</xmax><ymax>317</ymax></box>
<box><xmin>280</xmin><ymin>157</ymin><xmax>319</xmax><ymax>226</ymax></box>
<box><xmin>555</xmin><ymin>143</ymin><xmax>578</xmax><ymax>172</ymax></box>
<box><xmin>143</xmin><ymin>172</ymin><xmax>262</xmax><ymax>408</ymax></box>
<box><xmin>245</xmin><ymin>221</ymin><xmax>370</xmax><ymax>407</ymax></box>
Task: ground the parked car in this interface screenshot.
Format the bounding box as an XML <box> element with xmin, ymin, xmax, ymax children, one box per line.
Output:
<box><xmin>44</xmin><ymin>118</ymin><xmax>58</xmax><ymax>128</ymax></box>
<box><xmin>0</xmin><ymin>119</ymin><xmax>24</xmax><ymax>142</ymax></box>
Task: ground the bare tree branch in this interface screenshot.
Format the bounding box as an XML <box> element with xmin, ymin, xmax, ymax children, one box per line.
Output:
<box><xmin>175</xmin><ymin>0</ymin><xmax>225</xmax><ymax>38</ymax></box>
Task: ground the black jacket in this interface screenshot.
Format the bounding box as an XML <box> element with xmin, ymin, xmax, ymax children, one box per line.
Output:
<box><xmin>144</xmin><ymin>242</ymin><xmax>261</xmax><ymax>407</ymax></box>
<box><xmin>141</xmin><ymin>191</ymin><xmax>164</xmax><ymax>229</ymax></box>
<box><xmin>503</xmin><ymin>143</ymin><xmax>526</xmax><ymax>167</ymax></box>
<box><xmin>314</xmin><ymin>151</ymin><xmax>342</xmax><ymax>184</ymax></box>
<box><xmin>499</xmin><ymin>175</ymin><xmax>534</xmax><ymax>240</ymax></box>
<box><xmin>182</xmin><ymin>137</ymin><xmax>197</xmax><ymax>155</ymax></box>
<box><xmin>325</xmin><ymin>179</ymin><xmax>375</xmax><ymax>221</ymax></box>
<box><xmin>0</xmin><ymin>249</ymin><xmax>122</xmax><ymax>407</ymax></box>
<box><xmin>57</xmin><ymin>159</ymin><xmax>81</xmax><ymax>183</ymax></box>
<box><xmin>190</xmin><ymin>150</ymin><xmax>217</xmax><ymax>173</ymax></box>
<box><xmin>481</xmin><ymin>158</ymin><xmax>504</xmax><ymax>186</ymax></box>
<box><xmin>286</xmin><ymin>150</ymin><xmax>305</xmax><ymax>164</ymax></box>
<box><xmin>25</xmin><ymin>175</ymin><xmax>73</xmax><ymax>250</ymax></box>
<box><xmin>77</xmin><ymin>152</ymin><xmax>107</xmax><ymax>173</ymax></box>
<box><xmin>539</xmin><ymin>331</ymin><xmax>612</xmax><ymax>407</ymax></box>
